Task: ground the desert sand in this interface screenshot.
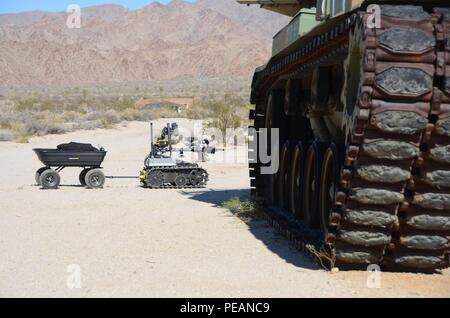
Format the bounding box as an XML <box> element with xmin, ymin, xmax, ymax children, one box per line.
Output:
<box><xmin>0</xmin><ymin>120</ymin><xmax>449</xmax><ymax>298</ymax></box>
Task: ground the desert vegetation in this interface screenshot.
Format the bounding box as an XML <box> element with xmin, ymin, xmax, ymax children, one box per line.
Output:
<box><xmin>188</xmin><ymin>92</ymin><xmax>252</xmax><ymax>145</ymax></box>
<box><xmin>0</xmin><ymin>86</ymin><xmax>252</xmax><ymax>143</ymax></box>
<box><xmin>222</xmin><ymin>196</ymin><xmax>264</xmax><ymax>223</ymax></box>
<box><xmin>0</xmin><ymin>95</ymin><xmax>169</xmax><ymax>143</ymax></box>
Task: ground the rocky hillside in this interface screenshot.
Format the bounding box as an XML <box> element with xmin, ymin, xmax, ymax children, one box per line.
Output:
<box><xmin>0</xmin><ymin>0</ymin><xmax>289</xmax><ymax>88</ymax></box>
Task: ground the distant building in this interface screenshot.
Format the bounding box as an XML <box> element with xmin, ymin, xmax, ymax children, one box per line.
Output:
<box><xmin>135</xmin><ymin>96</ymin><xmax>195</xmax><ymax>112</ymax></box>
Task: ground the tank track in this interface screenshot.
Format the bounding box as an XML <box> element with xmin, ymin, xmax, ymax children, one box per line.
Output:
<box><xmin>142</xmin><ymin>165</ymin><xmax>209</xmax><ymax>189</ymax></box>
<box><xmin>249</xmin><ymin>5</ymin><xmax>450</xmax><ymax>272</ymax></box>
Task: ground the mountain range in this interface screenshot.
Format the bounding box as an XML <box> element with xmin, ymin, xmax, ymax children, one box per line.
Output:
<box><xmin>0</xmin><ymin>0</ymin><xmax>289</xmax><ymax>89</ymax></box>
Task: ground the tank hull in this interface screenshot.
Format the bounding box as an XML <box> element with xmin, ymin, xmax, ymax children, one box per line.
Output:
<box><xmin>247</xmin><ymin>4</ymin><xmax>450</xmax><ymax>271</ymax></box>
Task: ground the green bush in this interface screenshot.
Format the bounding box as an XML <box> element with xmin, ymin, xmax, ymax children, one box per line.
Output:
<box><xmin>222</xmin><ymin>196</ymin><xmax>264</xmax><ymax>222</ymax></box>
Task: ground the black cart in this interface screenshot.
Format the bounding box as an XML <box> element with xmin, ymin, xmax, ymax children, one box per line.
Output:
<box><xmin>33</xmin><ymin>142</ymin><xmax>107</xmax><ymax>189</ymax></box>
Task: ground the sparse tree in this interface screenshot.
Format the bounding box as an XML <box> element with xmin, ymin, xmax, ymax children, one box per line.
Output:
<box><xmin>204</xmin><ymin>93</ymin><xmax>246</xmax><ymax>147</ymax></box>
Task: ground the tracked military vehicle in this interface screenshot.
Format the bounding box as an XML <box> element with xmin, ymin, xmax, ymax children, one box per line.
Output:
<box><xmin>140</xmin><ymin>123</ymin><xmax>208</xmax><ymax>189</ymax></box>
<box><xmin>239</xmin><ymin>0</ymin><xmax>450</xmax><ymax>271</ymax></box>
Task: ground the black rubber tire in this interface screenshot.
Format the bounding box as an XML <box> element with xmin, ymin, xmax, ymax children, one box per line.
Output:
<box><xmin>84</xmin><ymin>169</ymin><xmax>105</xmax><ymax>189</ymax></box>
<box><xmin>79</xmin><ymin>168</ymin><xmax>90</xmax><ymax>186</ymax></box>
<box><xmin>35</xmin><ymin>167</ymin><xmax>49</xmax><ymax>185</ymax></box>
<box><xmin>40</xmin><ymin>169</ymin><xmax>61</xmax><ymax>189</ymax></box>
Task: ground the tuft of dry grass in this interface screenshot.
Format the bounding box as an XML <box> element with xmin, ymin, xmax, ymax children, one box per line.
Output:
<box><xmin>306</xmin><ymin>244</ymin><xmax>336</xmax><ymax>271</ymax></box>
<box><xmin>222</xmin><ymin>196</ymin><xmax>265</xmax><ymax>223</ymax></box>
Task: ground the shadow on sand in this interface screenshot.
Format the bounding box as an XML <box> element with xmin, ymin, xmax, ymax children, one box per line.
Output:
<box><xmin>182</xmin><ymin>188</ymin><xmax>319</xmax><ymax>270</ymax></box>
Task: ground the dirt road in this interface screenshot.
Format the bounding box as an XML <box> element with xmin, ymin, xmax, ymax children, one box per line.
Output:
<box><xmin>0</xmin><ymin>120</ymin><xmax>449</xmax><ymax>297</ymax></box>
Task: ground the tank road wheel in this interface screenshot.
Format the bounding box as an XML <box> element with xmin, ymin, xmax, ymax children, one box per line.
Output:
<box><xmin>190</xmin><ymin>169</ymin><xmax>208</xmax><ymax>187</ymax></box>
<box><xmin>302</xmin><ymin>143</ymin><xmax>325</xmax><ymax>228</ymax></box>
<box><xmin>79</xmin><ymin>168</ymin><xmax>90</xmax><ymax>186</ymax></box>
<box><xmin>302</xmin><ymin>146</ymin><xmax>316</xmax><ymax>226</ymax></box>
<box><xmin>40</xmin><ymin>169</ymin><xmax>61</xmax><ymax>189</ymax></box>
<box><xmin>147</xmin><ymin>169</ymin><xmax>164</xmax><ymax>188</ymax></box>
<box><xmin>278</xmin><ymin>141</ymin><xmax>292</xmax><ymax>211</ymax></box>
<box><xmin>175</xmin><ymin>174</ymin><xmax>188</xmax><ymax>188</ymax></box>
<box><xmin>262</xmin><ymin>91</ymin><xmax>283</xmax><ymax>205</ymax></box>
<box><xmin>35</xmin><ymin>167</ymin><xmax>49</xmax><ymax>185</ymax></box>
<box><xmin>289</xmin><ymin>143</ymin><xmax>305</xmax><ymax>217</ymax></box>
<box><xmin>264</xmin><ymin>173</ymin><xmax>277</xmax><ymax>206</ymax></box>
<box><xmin>264</xmin><ymin>93</ymin><xmax>275</xmax><ymax>153</ymax></box>
<box><xmin>84</xmin><ymin>169</ymin><xmax>105</xmax><ymax>189</ymax></box>
<box><xmin>319</xmin><ymin>144</ymin><xmax>343</xmax><ymax>233</ymax></box>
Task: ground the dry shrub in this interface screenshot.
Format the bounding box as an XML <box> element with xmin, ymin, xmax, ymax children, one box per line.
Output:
<box><xmin>21</xmin><ymin>114</ymin><xmax>69</xmax><ymax>136</ymax></box>
<box><xmin>186</xmin><ymin>102</ymin><xmax>207</xmax><ymax>119</ymax></box>
<box><xmin>150</xmin><ymin>107</ymin><xmax>180</xmax><ymax>119</ymax></box>
<box><xmin>78</xmin><ymin>120</ymin><xmax>103</xmax><ymax>131</ymax></box>
<box><xmin>306</xmin><ymin>244</ymin><xmax>336</xmax><ymax>270</ymax></box>
<box><xmin>0</xmin><ymin>129</ymin><xmax>15</xmax><ymax>141</ymax></box>
<box><xmin>101</xmin><ymin>110</ymin><xmax>121</xmax><ymax>126</ymax></box>
<box><xmin>61</xmin><ymin>111</ymin><xmax>79</xmax><ymax>122</ymax></box>
<box><xmin>0</xmin><ymin>90</ymin><xmax>249</xmax><ymax>141</ymax></box>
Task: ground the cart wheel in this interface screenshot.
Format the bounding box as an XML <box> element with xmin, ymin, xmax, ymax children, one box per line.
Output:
<box><xmin>40</xmin><ymin>169</ymin><xmax>61</xmax><ymax>189</ymax></box>
<box><xmin>85</xmin><ymin>169</ymin><xmax>105</xmax><ymax>189</ymax></box>
<box><xmin>79</xmin><ymin>168</ymin><xmax>90</xmax><ymax>186</ymax></box>
<box><xmin>35</xmin><ymin>167</ymin><xmax>49</xmax><ymax>185</ymax></box>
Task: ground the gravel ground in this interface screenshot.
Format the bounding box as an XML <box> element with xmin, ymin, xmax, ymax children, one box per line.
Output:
<box><xmin>0</xmin><ymin>120</ymin><xmax>449</xmax><ymax>298</ymax></box>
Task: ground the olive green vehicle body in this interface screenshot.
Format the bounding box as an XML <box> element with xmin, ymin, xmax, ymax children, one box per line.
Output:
<box><xmin>239</xmin><ymin>0</ymin><xmax>448</xmax><ymax>102</ymax></box>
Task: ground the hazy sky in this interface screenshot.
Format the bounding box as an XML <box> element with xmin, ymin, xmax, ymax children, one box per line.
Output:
<box><xmin>0</xmin><ymin>0</ymin><xmax>196</xmax><ymax>14</ymax></box>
